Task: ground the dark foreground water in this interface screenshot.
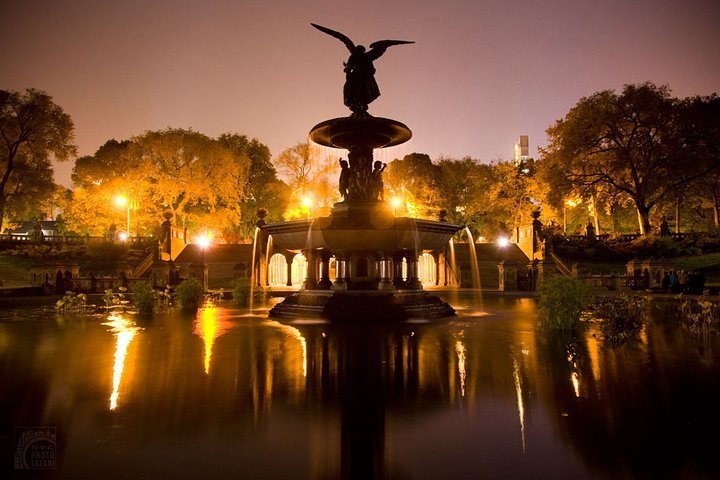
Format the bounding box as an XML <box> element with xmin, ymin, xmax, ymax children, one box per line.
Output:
<box><xmin>1</xmin><ymin>295</ymin><xmax>719</xmax><ymax>479</ymax></box>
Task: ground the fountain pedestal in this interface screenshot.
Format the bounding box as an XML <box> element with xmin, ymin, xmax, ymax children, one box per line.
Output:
<box><xmin>262</xmin><ymin>114</ymin><xmax>462</xmax><ymax>320</ymax></box>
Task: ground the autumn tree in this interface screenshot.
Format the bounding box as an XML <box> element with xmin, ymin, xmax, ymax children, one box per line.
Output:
<box><xmin>384</xmin><ymin>153</ymin><xmax>442</xmax><ymax>218</ymax></box>
<box><xmin>0</xmin><ymin>89</ymin><xmax>76</xmax><ymax>230</ymax></box>
<box><xmin>437</xmin><ymin>157</ymin><xmax>499</xmax><ymax>237</ymax></box>
<box><xmin>542</xmin><ymin>83</ymin><xmax>720</xmax><ymax>235</ymax></box>
<box><xmin>274</xmin><ymin>142</ymin><xmax>336</xmax><ymax>218</ymax></box>
<box><xmin>65</xmin><ymin>129</ymin><xmax>252</xmax><ymax>239</ymax></box>
<box><xmin>218</xmin><ymin>133</ymin><xmax>287</xmax><ymax>240</ymax></box>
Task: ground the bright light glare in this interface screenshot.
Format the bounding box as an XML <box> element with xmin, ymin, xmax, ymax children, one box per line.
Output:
<box><xmin>497</xmin><ymin>236</ymin><xmax>510</xmax><ymax>247</ymax></box>
<box><xmin>115</xmin><ymin>195</ymin><xmax>128</xmax><ymax>207</ymax></box>
<box><xmin>565</xmin><ymin>198</ymin><xmax>580</xmax><ymax>207</ymax></box>
<box><xmin>118</xmin><ymin>232</ymin><xmax>128</xmax><ymax>242</ymax></box>
<box><xmin>197</xmin><ymin>235</ymin><xmax>212</xmax><ymax>249</ymax></box>
<box><xmin>391</xmin><ymin>197</ymin><xmax>403</xmax><ymax>208</ymax></box>
<box><xmin>301</xmin><ymin>195</ymin><xmax>314</xmax><ymax>208</ymax></box>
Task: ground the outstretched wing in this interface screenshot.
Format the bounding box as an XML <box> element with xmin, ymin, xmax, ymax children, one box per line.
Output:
<box><xmin>311</xmin><ymin>23</ymin><xmax>355</xmax><ymax>53</ymax></box>
<box><xmin>367</xmin><ymin>39</ymin><xmax>415</xmax><ymax>60</ymax></box>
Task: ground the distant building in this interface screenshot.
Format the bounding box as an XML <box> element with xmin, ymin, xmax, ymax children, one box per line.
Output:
<box><xmin>513</xmin><ymin>135</ymin><xmax>529</xmax><ymax>166</ymax></box>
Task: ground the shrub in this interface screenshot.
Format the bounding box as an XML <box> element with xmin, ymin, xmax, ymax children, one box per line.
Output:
<box><xmin>538</xmin><ymin>275</ymin><xmax>591</xmax><ymax>331</ymax></box>
<box><xmin>176</xmin><ymin>277</ymin><xmax>204</xmax><ymax>310</ymax></box>
<box><xmin>232</xmin><ymin>278</ymin><xmax>252</xmax><ymax>307</ymax></box>
<box><xmin>131</xmin><ymin>281</ymin><xmax>155</xmax><ymax>314</ymax></box>
<box><xmin>589</xmin><ymin>295</ymin><xmax>650</xmax><ymax>345</ymax></box>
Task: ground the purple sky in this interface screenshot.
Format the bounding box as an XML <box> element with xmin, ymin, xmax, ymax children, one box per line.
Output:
<box><xmin>2</xmin><ymin>0</ymin><xmax>719</xmax><ymax>187</ymax></box>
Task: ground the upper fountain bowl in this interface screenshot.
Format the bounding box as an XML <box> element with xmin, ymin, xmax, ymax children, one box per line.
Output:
<box><xmin>310</xmin><ymin>116</ymin><xmax>412</xmax><ymax>149</ymax></box>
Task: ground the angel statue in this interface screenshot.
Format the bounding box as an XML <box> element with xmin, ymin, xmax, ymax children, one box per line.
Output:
<box><xmin>311</xmin><ymin>23</ymin><xmax>414</xmax><ymax>115</ymax></box>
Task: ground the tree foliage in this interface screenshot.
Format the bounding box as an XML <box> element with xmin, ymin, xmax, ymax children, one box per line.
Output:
<box><xmin>542</xmin><ymin>83</ymin><xmax>720</xmax><ymax>235</ymax></box>
<box><xmin>65</xmin><ymin>129</ymin><xmax>254</xmax><ymax>240</ymax></box>
<box><xmin>0</xmin><ymin>89</ymin><xmax>76</xmax><ymax>230</ymax></box>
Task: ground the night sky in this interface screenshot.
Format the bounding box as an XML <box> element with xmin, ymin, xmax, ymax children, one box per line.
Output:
<box><xmin>2</xmin><ymin>0</ymin><xmax>719</xmax><ymax>186</ymax></box>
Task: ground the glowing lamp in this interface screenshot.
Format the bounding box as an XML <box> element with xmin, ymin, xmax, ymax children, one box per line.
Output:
<box><xmin>497</xmin><ymin>236</ymin><xmax>510</xmax><ymax>247</ymax></box>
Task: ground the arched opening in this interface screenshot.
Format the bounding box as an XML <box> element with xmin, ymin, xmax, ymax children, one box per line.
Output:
<box><xmin>419</xmin><ymin>253</ymin><xmax>436</xmax><ymax>285</ymax></box>
<box><xmin>292</xmin><ymin>253</ymin><xmax>307</xmax><ymax>286</ymax></box>
<box><xmin>268</xmin><ymin>253</ymin><xmax>287</xmax><ymax>286</ymax></box>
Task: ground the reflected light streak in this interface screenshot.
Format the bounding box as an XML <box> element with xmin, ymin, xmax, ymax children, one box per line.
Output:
<box><xmin>286</xmin><ymin>325</ymin><xmax>307</xmax><ymax>377</ymax></box>
<box><xmin>513</xmin><ymin>358</ymin><xmax>526</xmax><ymax>454</ymax></box>
<box><xmin>104</xmin><ymin>313</ymin><xmax>140</xmax><ymax>411</ymax></box>
<box><xmin>193</xmin><ymin>306</ymin><xmax>232</xmax><ymax>375</ymax></box>
<box><xmin>571</xmin><ymin>371</ymin><xmax>580</xmax><ymax>398</ymax></box>
<box><xmin>455</xmin><ymin>339</ymin><xmax>466</xmax><ymax>397</ymax></box>
<box><xmin>266</xmin><ymin>320</ymin><xmax>308</xmax><ymax>378</ymax></box>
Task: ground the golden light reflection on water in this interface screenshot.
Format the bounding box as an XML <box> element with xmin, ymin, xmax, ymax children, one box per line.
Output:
<box><xmin>193</xmin><ymin>305</ymin><xmax>233</xmax><ymax>375</ymax></box>
<box><xmin>269</xmin><ymin>321</ymin><xmax>308</xmax><ymax>378</ymax></box>
<box><xmin>455</xmin><ymin>338</ymin><xmax>467</xmax><ymax>397</ymax></box>
<box><xmin>512</xmin><ymin>357</ymin><xmax>526</xmax><ymax>454</ymax></box>
<box><xmin>571</xmin><ymin>371</ymin><xmax>580</xmax><ymax>398</ymax></box>
<box><xmin>103</xmin><ymin>313</ymin><xmax>140</xmax><ymax>411</ymax></box>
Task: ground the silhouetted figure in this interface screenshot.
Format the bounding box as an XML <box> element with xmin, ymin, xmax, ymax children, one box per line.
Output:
<box><xmin>371</xmin><ymin>161</ymin><xmax>386</xmax><ymax>200</ymax></box>
<box><xmin>659</xmin><ymin>216</ymin><xmax>671</xmax><ymax>236</ymax></box>
<box><xmin>585</xmin><ymin>221</ymin><xmax>595</xmax><ymax>239</ymax></box>
<box><xmin>339</xmin><ymin>159</ymin><xmax>351</xmax><ymax>200</ymax></box>
<box><xmin>311</xmin><ymin>23</ymin><xmax>414</xmax><ymax>115</ymax></box>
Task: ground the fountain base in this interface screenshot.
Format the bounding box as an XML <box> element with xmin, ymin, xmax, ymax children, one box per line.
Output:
<box><xmin>269</xmin><ymin>290</ymin><xmax>455</xmax><ymax>321</ymax></box>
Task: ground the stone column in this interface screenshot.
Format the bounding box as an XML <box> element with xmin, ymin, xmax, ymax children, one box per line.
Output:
<box><xmin>286</xmin><ymin>255</ymin><xmax>293</xmax><ymax>286</ymax></box>
<box><xmin>392</xmin><ymin>253</ymin><xmax>406</xmax><ymax>289</ymax></box>
<box><xmin>317</xmin><ymin>250</ymin><xmax>332</xmax><ymax>290</ymax></box>
<box><xmin>301</xmin><ymin>250</ymin><xmax>317</xmax><ymax>290</ymax></box>
<box><xmin>333</xmin><ymin>251</ymin><xmax>347</xmax><ymax>291</ymax></box>
<box><xmin>498</xmin><ymin>260</ymin><xmax>519</xmax><ymax>291</ymax></box>
<box><xmin>378</xmin><ymin>254</ymin><xmax>394</xmax><ymax>291</ymax></box>
<box><xmin>405</xmin><ymin>252</ymin><xmax>422</xmax><ymax>290</ymax></box>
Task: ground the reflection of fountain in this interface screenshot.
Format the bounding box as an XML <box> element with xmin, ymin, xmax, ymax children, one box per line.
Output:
<box><xmin>262</xmin><ymin>63</ymin><xmax>461</xmax><ymax>320</ymax></box>
<box><xmin>103</xmin><ymin>313</ymin><xmax>140</xmax><ymax>410</ymax></box>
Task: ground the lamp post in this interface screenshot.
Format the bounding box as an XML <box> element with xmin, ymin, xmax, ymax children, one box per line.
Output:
<box><xmin>115</xmin><ymin>195</ymin><xmax>131</xmax><ymax>238</ymax></box>
<box><xmin>198</xmin><ymin>234</ymin><xmax>212</xmax><ymax>292</ymax></box>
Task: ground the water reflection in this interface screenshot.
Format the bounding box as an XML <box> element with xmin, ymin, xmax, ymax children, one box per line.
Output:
<box><xmin>0</xmin><ymin>297</ymin><xmax>719</xmax><ymax>479</ymax></box>
<box><xmin>103</xmin><ymin>313</ymin><xmax>141</xmax><ymax>410</ymax></box>
<box><xmin>192</xmin><ymin>305</ymin><xmax>232</xmax><ymax>375</ymax></box>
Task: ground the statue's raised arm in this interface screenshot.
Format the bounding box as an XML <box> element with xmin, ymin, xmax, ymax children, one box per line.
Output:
<box><xmin>311</xmin><ymin>23</ymin><xmax>414</xmax><ymax>115</ymax></box>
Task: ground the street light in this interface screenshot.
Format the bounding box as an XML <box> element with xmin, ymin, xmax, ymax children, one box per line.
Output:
<box><xmin>115</xmin><ymin>195</ymin><xmax>130</xmax><ymax>238</ymax></box>
<box><xmin>391</xmin><ymin>196</ymin><xmax>403</xmax><ymax>216</ymax></box>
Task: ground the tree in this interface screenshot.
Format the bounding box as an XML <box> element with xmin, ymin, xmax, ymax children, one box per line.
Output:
<box><xmin>65</xmin><ymin>129</ymin><xmax>252</xmax><ymax>239</ymax></box>
<box><xmin>274</xmin><ymin>142</ymin><xmax>336</xmax><ymax>219</ymax></box>
<box><xmin>384</xmin><ymin>153</ymin><xmax>442</xmax><ymax>218</ymax></box>
<box><xmin>0</xmin><ymin>89</ymin><xmax>76</xmax><ymax>230</ymax></box>
<box><xmin>542</xmin><ymin>83</ymin><xmax>719</xmax><ymax>235</ymax></box>
<box><xmin>218</xmin><ymin>133</ymin><xmax>287</xmax><ymax>240</ymax></box>
<box><xmin>437</xmin><ymin>157</ymin><xmax>498</xmax><ymax>237</ymax></box>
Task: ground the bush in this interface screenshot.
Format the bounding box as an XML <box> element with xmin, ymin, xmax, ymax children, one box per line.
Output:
<box><xmin>176</xmin><ymin>277</ymin><xmax>204</xmax><ymax>310</ymax></box>
<box><xmin>589</xmin><ymin>295</ymin><xmax>650</xmax><ymax>345</ymax></box>
<box><xmin>232</xmin><ymin>279</ymin><xmax>252</xmax><ymax>306</ymax></box>
<box><xmin>538</xmin><ymin>275</ymin><xmax>591</xmax><ymax>331</ymax></box>
<box><xmin>131</xmin><ymin>281</ymin><xmax>155</xmax><ymax>314</ymax></box>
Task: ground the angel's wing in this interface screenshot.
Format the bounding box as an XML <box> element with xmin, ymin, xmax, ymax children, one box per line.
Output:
<box><xmin>311</xmin><ymin>23</ymin><xmax>355</xmax><ymax>53</ymax></box>
<box><xmin>367</xmin><ymin>39</ymin><xmax>415</xmax><ymax>60</ymax></box>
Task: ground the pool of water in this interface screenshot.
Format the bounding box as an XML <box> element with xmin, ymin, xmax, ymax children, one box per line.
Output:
<box><xmin>1</xmin><ymin>295</ymin><xmax>718</xmax><ymax>479</ymax></box>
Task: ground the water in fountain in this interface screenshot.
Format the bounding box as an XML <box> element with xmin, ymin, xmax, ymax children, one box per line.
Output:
<box><xmin>249</xmin><ymin>227</ymin><xmax>260</xmax><ymax>312</ymax></box>
<box><xmin>447</xmin><ymin>238</ymin><xmax>459</xmax><ymax>307</ymax></box>
<box><xmin>464</xmin><ymin>227</ymin><xmax>483</xmax><ymax>309</ymax></box>
<box><xmin>265</xmin><ymin>235</ymin><xmax>274</xmax><ymax>287</ymax></box>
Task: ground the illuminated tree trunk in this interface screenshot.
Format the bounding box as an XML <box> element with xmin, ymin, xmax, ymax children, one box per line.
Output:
<box><xmin>591</xmin><ymin>192</ymin><xmax>601</xmax><ymax>236</ymax></box>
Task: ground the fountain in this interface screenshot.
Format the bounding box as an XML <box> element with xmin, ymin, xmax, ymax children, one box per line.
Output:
<box><xmin>262</xmin><ymin>24</ymin><xmax>462</xmax><ymax>320</ymax></box>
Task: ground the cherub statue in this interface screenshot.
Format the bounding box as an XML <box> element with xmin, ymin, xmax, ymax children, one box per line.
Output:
<box><xmin>311</xmin><ymin>23</ymin><xmax>414</xmax><ymax>115</ymax></box>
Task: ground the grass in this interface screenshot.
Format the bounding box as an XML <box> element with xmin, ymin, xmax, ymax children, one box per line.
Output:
<box><xmin>0</xmin><ymin>254</ymin><xmax>33</xmax><ymax>287</ymax></box>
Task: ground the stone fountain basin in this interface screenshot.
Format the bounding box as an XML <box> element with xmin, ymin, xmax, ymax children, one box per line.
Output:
<box><xmin>310</xmin><ymin>116</ymin><xmax>412</xmax><ymax>149</ymax></box>
<box><xmin>262</xmin><ymin>216</ymin><xmax>462</xmax><ymax>253</ymax></box>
